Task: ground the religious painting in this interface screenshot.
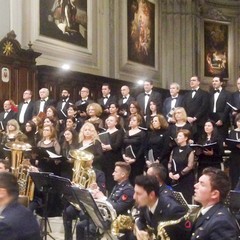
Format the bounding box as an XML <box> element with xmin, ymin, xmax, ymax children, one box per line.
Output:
<box><xmin>127</xmin><ymin>0</ymin><xmax>155</xmax><ymax>67</ymax></box>
<box><xmin>204</xmin><ymin>21</ymin><xmax>229</xmax><ymax>78</ymax></box>
<box><xmin>40</xmin><ymin>0</ymin><xmax>88</xmax><ymax>48</ymax></box>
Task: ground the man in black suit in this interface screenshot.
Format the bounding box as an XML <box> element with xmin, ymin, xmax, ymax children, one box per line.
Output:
<box><xmin>75</xmin><ymin>87</ymin><xmax>94</xmax><ymax>121</ymax></box>
<box><xmin>97</xmin><ymin>83</ymin><xmax>117</xmax><ymax>121</ymax></box>
<box><xmin>230</xmin><ymin>77</ymin><xmax>240</xmax><ymax>125</ymax></box>
<box><xmin>133</xmin><ymin>175</ymin><xmax>187</xmax><ymax>240</ymax></box>
<box><xmin>191</xmin><ymin>167</ymin><xmax>239</xmax><ymax>240</ymax></box>
<box><xmin>33</xmin><ymin>88</ymin><xmax>56</xmax><ymax>115</ymax></box>
<box><xmin>208</xmin><ymin>76</ymin><xmax>231</xmax><ymax>139</ymax></box>
<box><xmin>0</xmin><ymin>100</ymin><xmax>17</xmax><ymax>130</ymax></box>
<box><xmin>136</xmin><ymin>80</ymin><xmax>162</xmax><ymax>120</ymax></box>
<box><xmin>162</xmin><ymin>82</ymin><xmax>184</xmax><ymax>123</ymax></box>
<box><xmin>0</xmin><ymin>172</ymin><xmax>41</xmax><ymax>240</ymax></box>
<box><xmin>182</xmin><ymin>76</ymin><xmax>209</xmax><ymax>141</ymax></box>
<box><xmin>17</xmin><ymin>89</ymin><xmax>35</xmax><ymax>129</ymax></box>
<box><xmin>56</xmin><ymin>89</ymin><xmax>73</xmax><ymax>131</ymax></box>
<box><xmin>118</xmin><ymin>85</ymin><xmax>135</xmax><ymax>129</ymax></box>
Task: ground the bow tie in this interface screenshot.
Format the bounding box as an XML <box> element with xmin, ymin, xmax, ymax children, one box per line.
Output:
<box><xmin>145</xmin><ymin>93</ymin><xmax>150</xmax><ymax>96</ymax></box>
<box><xmin>123</xmin><ymin>96</ymin><xmax>127</xmax><ymax>99</ymax></box>
<box><xmin>5</xmin><ymin>111</ymin><xmax>9</xmax><ymax>113</ymax></box>
<box><xmin>192</xmin><ymin>89</ymin><xmax>197</xmax><ymax>92</ymax></box>
<box><xmin>104</xmin><ymin>96</ymin><xmax>108</xmax><ymax>99</ymax></box>
<box><xmin>171</xmin><ymin>97</ymin><xmax>177</xmax><ymax>100</ymax></box>
<box><xmin>214</xmin><ymin>89</ymin><xmax>220</xmax><ymax>93</ymax></box>
<box><xmin>24</xmin><ymin>101</ymin><xmax>28</xmax><ymax>104</ymax></box>
<box><xmin>41</xmin><ymin>99</ymin><xmax>45</xmax><ymax>102</ymax></box>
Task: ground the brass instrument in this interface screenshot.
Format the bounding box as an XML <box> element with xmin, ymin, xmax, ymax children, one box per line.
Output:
<box><xmin>6</xmin><ymin>141</ymin><xmax>34</xmax><ymax>202</ymax></box>
<box><xmin>157</xmin><ymin>206</ymin><xmax>200</xmax><ymax>240</ymax></box>
<box><xmin>69</xmin><ymin>149</ymin><xmax>96</xmax><ymax>188</ymax></box>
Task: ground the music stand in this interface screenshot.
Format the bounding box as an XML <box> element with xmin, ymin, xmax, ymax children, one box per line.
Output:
<box><xmin>71</xmin><ymin>187</ymin><xmax>116</xmax><ymax>240</ymax></box>
<box><xmin>29</xmin><ymin>172</ymin><xmax>55</xmax><ymax>240</ymax></box>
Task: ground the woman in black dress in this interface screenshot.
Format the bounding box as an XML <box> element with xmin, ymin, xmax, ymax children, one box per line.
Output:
<box><xmin>100</xmin><ymin>115</ymin><xmax>123</xmax><ymax>192</ymax></box>
<box><xmin>78</xmin><ymin>122</ymin><xmax>103</xmax><ymax>170</ymax></box>
<box><xmin>226</xmin><ymin>114</ymin><xmax>240</xmax><ymax>189</ymax></box>
<box><xmin>122</xmin><ymin>114</ymin><xmax>146</xmax><ymax>184</ymax></box>
<box><xmin>37</xmin><ymin>125</ymin><xmax>61</xmax><ymax>175</ymax></box>
<box><xmin>195</xmin><ymin>120</ymin><xmax>224</xmax><ymax>178</ymax></box>
<box><xmin>61</xmin><ymin>128</ymin><xmax>79</xmax><ymax>179</ymax></box>
<box><xmin>168</xmin><ymin>129</ymin><xmax>195</xmax><ymax>203</ymax></box>
<box><xmin>145</xmin><ymin>114</ymin><xmax>170</xmax><ymax>170</ymax></box>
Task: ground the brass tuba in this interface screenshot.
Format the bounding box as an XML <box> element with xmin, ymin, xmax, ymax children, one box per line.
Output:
<box><xmin>5</xmin><ymin>141</ymin><xmax>34</xmax><ymax>203</ymax></box>
<box><xmin>69</xmin><ymin>149</ymin><xmax>96</xmax><ymax>188</ymax></box>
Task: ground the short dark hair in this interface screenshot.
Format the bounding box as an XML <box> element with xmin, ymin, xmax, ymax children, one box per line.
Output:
<box><xmin>0</xmin><ymin>172</ymin><xmax>19</xmax><ymax>200</ymax></box>
<box><xmin>102</xmin><ymin>83</ymin><xmax>111</xmax><ymax>89</ymax></box>
<box><xmin>0</xmin><ymin>158</ymin><xmax>10</xmax><ymax>170</ymax></box>
<box><xmin>115</xmin><ymin>162</ymin><xmax>131</xmax><ymax>177</ymax></box>
<box><xmin>135</xmin><ymin>175</ymin><xmax>159</xmax><ymax>197</ymax></box>
<box><xmin>144</xmin><ymin>80</ymin><xmax>153</xmax><ymax>85</ymax></box>
<box><xmin>148</xmin><ymin>163</ymin><xmax>167</xmax><ymax>183</ymax></box>
<box><xmin>202</xmin><ymin>167</ymin><xmax>230</xmax><ymax>202</ymax></box>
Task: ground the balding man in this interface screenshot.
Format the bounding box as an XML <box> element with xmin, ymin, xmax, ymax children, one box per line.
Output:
<box><xmin>33</xmin><ymin>88</ymin><xmax>56</xmax><ymax>115</ymax></box>
<box><xmin>0</xmin><ymin>100</ymin><xmax>17</xmax><ymax>130</ymax></box>
<box><xmin>162</xmin><ymin>83</ymin><xmax>184</xmax><ymax>123</ymax></box>
<box><xmin>75</xmin><ymin>87</ymin><xmax>94</xmax><ymax>120</ymax></box>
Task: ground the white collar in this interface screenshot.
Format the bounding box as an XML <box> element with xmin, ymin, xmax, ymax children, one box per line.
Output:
<box><xmin>148</xmin><ymin>198</ymin><xmax>159</xmax><ymax>214</ymax></box>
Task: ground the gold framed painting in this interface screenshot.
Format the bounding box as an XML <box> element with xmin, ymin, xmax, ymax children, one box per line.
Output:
<box><xmin>127</xmin><ymin>0</ymin><xmax>155</xmax><ymax>67</ymax></box>
<box><xmin>204</xmin><ymin>20</ymin><xmax>229</xmax><ymax>78</ymax></box>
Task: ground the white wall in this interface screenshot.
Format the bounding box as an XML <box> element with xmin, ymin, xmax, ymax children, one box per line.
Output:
<box><xmin>0</xmin><ymin>0</ymin><xmax>10</xmax><ymax>39</ymax></box>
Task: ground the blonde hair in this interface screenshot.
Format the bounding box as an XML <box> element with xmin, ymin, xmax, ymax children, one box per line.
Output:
<box><xmin>173</xmin><ymin>107</ymin><xmax>187</xmax><ymax>122</ymax></box>
<box><xmin>7</xmin><ymin>119</ymin><xmax>20</xmax><ymax>134</ymax></box>
<box><xmin>79</xmin><ymin>122</ymin><xmax>100</xmax><ymax>143</ymax></box>
<box><xmin>86</xmin><ymin>103</ymin><xmax>103</xmax><ymax>117</ymax></box>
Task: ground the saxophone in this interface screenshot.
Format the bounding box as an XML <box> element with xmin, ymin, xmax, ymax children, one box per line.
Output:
<box><xmin>157</xmin><ymin>206</ymin><xmax>200</xmax><ymax>240</ymax></box>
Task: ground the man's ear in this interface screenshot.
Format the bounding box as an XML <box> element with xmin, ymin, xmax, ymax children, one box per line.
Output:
<box><xmin>211</xmin><ymin>189</ymin><xmax>220</xmax><ymax>202</ymax></box>
<box><xmin>149</xmin><ymin>190</ymin><xmax>156</xmax><ymax>199</ymax></box>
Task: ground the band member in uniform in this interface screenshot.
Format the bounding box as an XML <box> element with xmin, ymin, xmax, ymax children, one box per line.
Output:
<box><xmin>76</xmin><ymin>162</ymin><xmax>134</xmax><ymax>240</ymax></box>
<box><xmin>0</xmin><ymin>172</ymin><xmax>41</xmax><ymax>240</ymax></box>
<box><xmin>133</xmin><ymin>175</ymin><xmax>187</xmax><ymax>240</ymax></box>
<box><xmin>191</xmin><ymin>167</ymin><xmax>240</xmax><ymax>240</ymax></box>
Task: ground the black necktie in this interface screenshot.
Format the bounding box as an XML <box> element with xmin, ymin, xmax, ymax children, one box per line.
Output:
<box><xmin>214</xmin><ymin>89</ymin><xmax>220</xmax><ymax>93</ymax></box>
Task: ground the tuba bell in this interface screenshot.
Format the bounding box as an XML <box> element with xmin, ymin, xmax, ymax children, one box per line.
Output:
<box><xmin>69</xmin><ymin>149</ymin><xmax>96</xmax><ymax>189</ymax></box>
<box><xmin>5</xmin><ymin>141</ymin><xmax>34</xmax><ymax>203</ymax></box>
